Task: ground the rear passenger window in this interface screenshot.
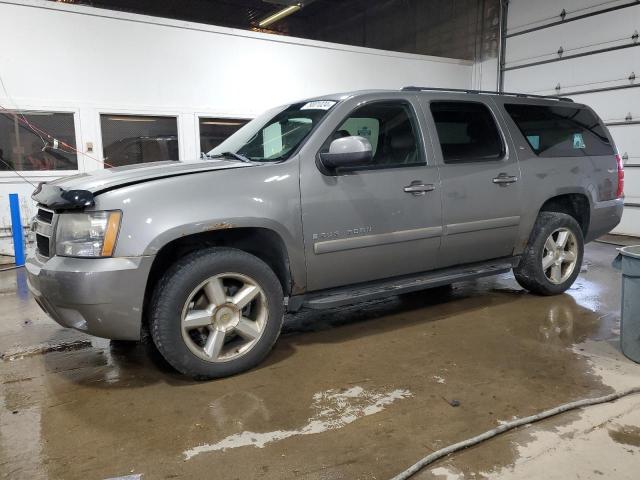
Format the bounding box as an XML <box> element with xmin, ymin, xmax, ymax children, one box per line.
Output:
<box><xmin>504</xmin><ymin>103</ymin><xmax>614</xmax><ymax>157</ymax></box>
<box><xmin>430</xmin><ymin>102</ymin><xmax>504</xmax><ymax>163</ymax></box>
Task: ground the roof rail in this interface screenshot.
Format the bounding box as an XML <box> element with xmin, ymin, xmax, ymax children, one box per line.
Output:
<box><xmin>401</xmin><ymin>86</ymin><xmax>574</xmax><ymax>102</ymax></box>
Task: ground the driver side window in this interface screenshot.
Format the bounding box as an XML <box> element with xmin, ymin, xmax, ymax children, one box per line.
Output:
<box><xmin>323</xmin><ymin>101</ymin><xmax>424</xmax><ymax>168</ymax></box>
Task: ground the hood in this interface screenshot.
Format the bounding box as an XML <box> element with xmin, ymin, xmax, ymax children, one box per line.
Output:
<box><xmin>51</xmin><ymin>160</ymin><xmax>253</xmax><ymax>193</ymax></box>
<box><xmin>33</xmin><ymin>160</ymin><xmax>253</xmax><ymax>209</ymax></box>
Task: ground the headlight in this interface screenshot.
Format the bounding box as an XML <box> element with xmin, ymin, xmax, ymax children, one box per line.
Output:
<box><xmin>56</xmin><ymin>211</ymin><xmax>122</xmax><ymax>258</ymax></box>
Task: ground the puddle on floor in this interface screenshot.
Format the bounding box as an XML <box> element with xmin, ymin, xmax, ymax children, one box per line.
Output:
<box><xmin>608</xmin><ymin>424</ymin><xmax>640</xmax><ymax>447</ymax></box>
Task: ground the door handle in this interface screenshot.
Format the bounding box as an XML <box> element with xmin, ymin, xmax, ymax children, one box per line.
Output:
<box><xmin>404</xmin><ymin>182</ymin><xmax>435</xmax><ymax>196</ymax></box>
<box><xmin>492</xmin><ymin>173</ymin><xmax>518</xmax><ymax>186</ymax></box>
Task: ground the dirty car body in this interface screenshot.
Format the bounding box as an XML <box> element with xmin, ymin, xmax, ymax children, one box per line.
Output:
<box><xmin>26</xmin><ymin>88</ymin><xmax>624</xmax><ymax>377</ymax></box>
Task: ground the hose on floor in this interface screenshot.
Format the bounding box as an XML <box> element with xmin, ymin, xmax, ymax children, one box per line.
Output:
<box><xmin>390</xmin><ymin>386</ymin><xmax>640</xmax><ymax>480</ymax></box>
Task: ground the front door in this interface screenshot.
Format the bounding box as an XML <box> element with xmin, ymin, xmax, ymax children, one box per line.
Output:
<box><xmin>421</xmin><ymin>97</ymin><xmax>523</xmax><ymax>268</ymax></box>
<box><xmin>299</xmin><ymin>95</ymin><xmax>443</xmax><ymax>291</ymax></box>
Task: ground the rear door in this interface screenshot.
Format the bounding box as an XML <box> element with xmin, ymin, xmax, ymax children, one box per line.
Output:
<box><xmin>420</xmin><ymin>96</ymin><xmax>523</xmax><ymax>268</ymax></box>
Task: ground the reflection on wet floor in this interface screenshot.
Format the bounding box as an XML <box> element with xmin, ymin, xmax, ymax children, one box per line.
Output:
<box><xmin>0</xmin><ymin>242</ymin><xmax>638</xmax><ymax>480</ymax></box>
<box><xmin>608</xmin><ymin>423</ymin><xmax>640</xmax><ymax>447</ymax></box>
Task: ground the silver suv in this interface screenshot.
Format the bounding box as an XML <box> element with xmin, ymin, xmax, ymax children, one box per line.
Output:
<box><xmin>27</xmin><ymin>88</ymin><xmax>625</xmax><ymax>378</ymax></box>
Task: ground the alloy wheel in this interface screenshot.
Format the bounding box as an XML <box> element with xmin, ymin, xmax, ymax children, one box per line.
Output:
<box><xmin>180</xmin><ymin>273</ymin><xmax>267</xmax><ymax>363</ymax></box>
<box><xmin>542</xmin><ymin>227</ymin><xmax>578</xmax><ymax>285</ymax></box>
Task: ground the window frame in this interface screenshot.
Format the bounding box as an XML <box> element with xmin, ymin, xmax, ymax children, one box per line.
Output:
<box><xmin>428</xmin><ymin>100</ymin><xmax>507</xmax><ymax>165</ymax></box>
<box><xmin>98</xmin><ymin>112</ymin><xmax>182</xmax><ymax>168</ymax></box>
<box><xmin>0</xmin><ymin>107</ymin><xmax>83</xmax><ymax>178</ymax></box>
<box><xmin>316</xmin><ymin>99</ymin><xmax>427</xmax><ymax>174</ymax></box>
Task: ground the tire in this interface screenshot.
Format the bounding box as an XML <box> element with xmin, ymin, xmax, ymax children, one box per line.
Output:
<box><xmin>150</xmin><ymin>247</ymin><xmax>284</xmax><ymax>379</ymax></box>
<box><xmin>514</xmin><ymin>212</ymin><xmax>584</xmax><ymax>296</ymax></box>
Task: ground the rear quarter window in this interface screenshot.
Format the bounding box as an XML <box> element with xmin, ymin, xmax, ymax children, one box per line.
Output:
<box><xmin>504</xmin><ymin>103</ymin><xmax>613</xmax><ymax>157</ymax></box>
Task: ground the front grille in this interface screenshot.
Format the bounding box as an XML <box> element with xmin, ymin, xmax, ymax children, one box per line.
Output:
<box><xmin>36</xmin><ymin>208</ymin><xmax>54</xmax><ymax>223</ymax></box>
<box><xmin>34</xmin><ymin>206</ymin><xmax>54</xmax><ymax>258</ymax></box>
<box><xmin>36</xmin><ymin>234</ymin><xmax>50</xmax><ymax>257</ymax></box>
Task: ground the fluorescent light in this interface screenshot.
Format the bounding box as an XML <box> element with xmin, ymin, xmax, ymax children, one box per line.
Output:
<box><xmin>201</xmin><ymin>121</ymin><xmax>245</xmax><ymax>126</ymax></box>
<box><xmin>107</xmin><ymin>116</ymin><xmax>156</xmax><ymax>122</ymax></box>
<box><xmin>258</xmin><ymin>3</ymin><xmax>301</xmax><ymax>27</ymax></box>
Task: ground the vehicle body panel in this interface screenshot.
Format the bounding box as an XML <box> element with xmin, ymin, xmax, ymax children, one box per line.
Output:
<box><xmin>417</xmin><ymin>93</ymin><xmax>524</xmax><ymax>267</ymax></box>
<box><xmin>26</xmin><ymin>254</ymin><xmax>152</xmax><ymax>340</ymax></box>
<box><xmin>95</xmin><ymin>161</ymin><xmax>306</xmax><ymax>289</ymax></box>
<box><xmin>297</xmin><ymin>91</ymin><xmax>443</xmax><ymax>291</ymax></box>
<box><xmin>490</xmin><ymin>95</ymin><xmax>624</xmax><ymax>249</ymax></box>
<box><xmin>47</xmin><ymin>159</ymin><xmax>252</xmax><ymax>193</ymax></box>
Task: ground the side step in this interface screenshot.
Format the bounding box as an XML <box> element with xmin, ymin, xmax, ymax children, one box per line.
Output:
<box><xmin>296</xmin><ymin>257</ymin><xmax>518</xmax><ymax>310</ymax></box>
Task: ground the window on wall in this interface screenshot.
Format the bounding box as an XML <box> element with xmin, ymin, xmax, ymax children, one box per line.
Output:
<box><xmin>504</xmin><ymin>104</ymin><xmax>614</xmax><ymax>157</ymax></box>
<box><xmin>430</xmin><ymin>102</ymin><xmax>504</xmax><ymax>164</ymax></box>
<box><xmin>199</xmin><ymin>118</ymin><xmax>249</xmax><ymax>154</ymax></box>
<box><xmin>322</xmin><ymin>102</ymin><xmax>423</xmax><ymax>168</ymax></box>
<box><xmin>0</xmin><ymin>111</ymin><xmax>78</xmax><ymax>171</ymax></box>
<box><xmin>101</xmin><ymin>114</ymin><xmax>179</xmax><ymax>168</ymax></box>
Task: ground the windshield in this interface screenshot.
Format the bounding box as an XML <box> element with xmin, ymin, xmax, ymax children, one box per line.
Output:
<box><xmin>208</xmin><ymin>101</ymin><xmax>336</xmax><ymax>162</ymax></box>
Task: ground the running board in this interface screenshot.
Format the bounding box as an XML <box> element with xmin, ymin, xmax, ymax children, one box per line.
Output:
<box><xmin>294</xmin><ymin>257</ymin><xmax>518</xmax><ymax>311</ymax></box>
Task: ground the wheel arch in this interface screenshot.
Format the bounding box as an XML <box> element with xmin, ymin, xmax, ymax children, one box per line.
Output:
<box><xmin>140</xmin><ymin>226</ymin><xmax>293</xmax><ymax>340</ymax></box>
<box><xmin>538</xmin><ymin>192</ymin><xmax>591</xmax><ymax>237</ymax></box>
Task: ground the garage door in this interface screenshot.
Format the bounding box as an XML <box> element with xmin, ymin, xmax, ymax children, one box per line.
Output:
<box><xmin>502</xmin><ymin>0</ymin><xmax>640</xmax><ymax>236</ymax></box>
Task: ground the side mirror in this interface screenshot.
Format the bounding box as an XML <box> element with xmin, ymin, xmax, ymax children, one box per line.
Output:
<box><xmin>319</xmin><ymin>136</ymin><xmax>373</xmax><ymax>170</ymax></box>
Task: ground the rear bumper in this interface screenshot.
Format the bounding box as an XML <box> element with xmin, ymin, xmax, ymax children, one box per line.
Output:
<box><xmin>586</xmin><ymin>198</ymin><xmax>624</xmax><ymax>242</ymax></box>
<box><xmin>26</xmin><ymin>253</ymin><xmax>154</xmax><ymax>341</ymax></box>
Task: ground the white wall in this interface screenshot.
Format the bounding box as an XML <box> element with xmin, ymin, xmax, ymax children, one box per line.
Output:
<box><xmin>0</xmin><ymin>0</ymin><xmax>473</xmax><ymax>255</ymax></box>
<box><xmin>504</xmin><ymin>0</ymin><xmax>640</xmax><ymax>237</ymax></box>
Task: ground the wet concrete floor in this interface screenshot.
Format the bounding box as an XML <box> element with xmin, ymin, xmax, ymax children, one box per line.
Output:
<box><xmin>1</xmin><ymin>242</ymin><xmax>640</xmax><ymax>479</ymax></box>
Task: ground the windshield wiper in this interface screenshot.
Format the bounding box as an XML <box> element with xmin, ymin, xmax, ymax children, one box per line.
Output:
<box><xmin>207</xmin><ymin>151</ymin><xmax>253</xmax><ymax>163</ymax></box>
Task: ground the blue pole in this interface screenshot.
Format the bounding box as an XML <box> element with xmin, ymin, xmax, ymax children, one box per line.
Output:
<box><xmin>9</xmin><ymin>193</ymin><xmax>25</xmax><ymax>266</ymax></box>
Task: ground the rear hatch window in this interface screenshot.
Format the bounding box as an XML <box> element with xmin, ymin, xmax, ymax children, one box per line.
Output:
<box><xmin>504</xmin><ymin>103</ymin><xmax>613</xmax><ymax>157</ymax></box>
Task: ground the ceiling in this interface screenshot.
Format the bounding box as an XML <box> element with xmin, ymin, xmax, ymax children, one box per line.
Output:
<box><xmin>52</xmin><ymin>0</ymin><xmax>500</xmax><ymax>61</ymax></box>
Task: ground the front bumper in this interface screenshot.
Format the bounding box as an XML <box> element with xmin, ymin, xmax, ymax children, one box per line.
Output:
<box><xmin>26</xmin><ymin>253</ymin><xmax>154</xmax><ymax>341</ymax></box>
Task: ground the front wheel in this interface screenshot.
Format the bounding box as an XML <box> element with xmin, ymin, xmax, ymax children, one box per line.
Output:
<box><xmin>514</xmin><ymin>212</ymin><xmax>584</xmax><ymax>296</ymax></box>
<box><xmin>150</xmin><ymin>247</ymin><xmax>284</xmax><ymax>379</ymax></box>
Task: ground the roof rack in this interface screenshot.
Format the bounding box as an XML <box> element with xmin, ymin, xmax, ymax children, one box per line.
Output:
<box><xmin>401</xmin><ymin>86</ymin><xmax>574</xmax><ymax>102</ymax></box>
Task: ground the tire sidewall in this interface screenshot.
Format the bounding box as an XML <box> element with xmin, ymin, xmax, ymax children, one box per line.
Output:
<box><xmin>150</xmin><ymin>247</ymin><xmax>284</xmax><ymax>379</ymax></box>
<box><xmin>517</xmin><ymin>212</ymin><xmax>584</xmax><ymax>295</ymax></box>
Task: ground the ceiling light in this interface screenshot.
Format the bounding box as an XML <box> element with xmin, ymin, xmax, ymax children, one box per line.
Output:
<box><xmin>201</xmin><ymin>121</ymin><xmax>245</xmax><ymax>126</ymax></box>
<box><xmin>258</xmin><ymin>3</ymin><xmax>301</xmax><ymax>28</ymax></box>
<box><xmin>107</xmin><ymin>116</ymin><xmax>156</xmax><ymax>122</ymax></box>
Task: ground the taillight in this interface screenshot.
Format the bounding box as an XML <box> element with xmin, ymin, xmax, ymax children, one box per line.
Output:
<box><xmin>616</xmin><ymin>154</ymin><xmax>625</xmax><ymax>198</ymax></box>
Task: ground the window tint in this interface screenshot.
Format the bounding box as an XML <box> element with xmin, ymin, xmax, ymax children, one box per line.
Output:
<box><xmin>504</xmin><ymin>104</ymin><xmax>613</xmax><ymax>157</ymax></box>
<box><xmin>324</xmin><ymin>102</ymin><xmax>422</xmax><ymax>168</ymax></box>
<box><xmin>101</xmin><ymin>114</ymin><xmax>178</xmax><ymax>167</ymax></box>
<box><xmin>430</xmin><ymin>102</ymin><xmax>503</xmax><ymax>163</ymax></box>
<box><xmin>199</xmin><ymin>118</ymin><xmax>249</xmax><ymax>154</ymax></box>
<box><xmin>0</xmin><ymin>111</ymin><xmax>77</xmax><ymax>171</ymax></box>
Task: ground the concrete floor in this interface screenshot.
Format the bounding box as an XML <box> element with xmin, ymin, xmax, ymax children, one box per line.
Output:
<box><xmin>1</xmin><ymin>242</ymin><xmax>640</xmax><ymax>480</ymax></box>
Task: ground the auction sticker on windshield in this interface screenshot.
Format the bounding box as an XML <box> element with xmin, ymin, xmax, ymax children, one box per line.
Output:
<box><xmin>301</xmin><ymin>101</ymin><xmax>336</xmax><ymax>110</ymax></box>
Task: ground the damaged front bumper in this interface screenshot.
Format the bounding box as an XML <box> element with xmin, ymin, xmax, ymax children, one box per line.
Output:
<box><xmin>26</xmin><ymin>253</ymin><xmax>154</xmax><ymax>341</ymax></box>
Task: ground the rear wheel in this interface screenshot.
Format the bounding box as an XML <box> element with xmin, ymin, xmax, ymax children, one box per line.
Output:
<box><xmin>514</xmin><ymin>212</ymin><xmax>584</xmax><ymax>296</ymax></box>
<box><xmin>150</xmin><ymin>247</ymin><xmax>284</xmax><ymax>379</ymax></box>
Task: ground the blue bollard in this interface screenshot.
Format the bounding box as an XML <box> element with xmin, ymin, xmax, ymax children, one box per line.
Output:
<box><xmin>9</xmin><ymin>193</ymin><xmax>25</xmax><ymax>266</ymax></box>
